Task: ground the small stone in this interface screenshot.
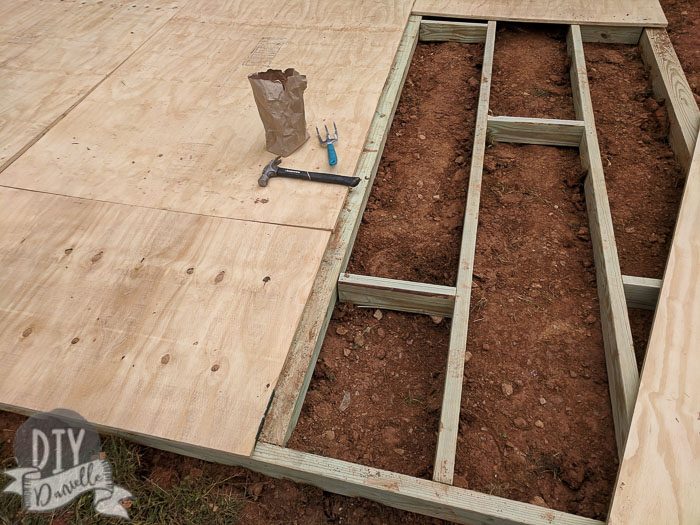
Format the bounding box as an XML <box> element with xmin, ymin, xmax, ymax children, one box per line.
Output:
<box><xmin>467</xmin><ymin>76</ymin><xmax>479</xmax><ymax>88</ymax></box>
<box><xmin>576</xmin><ymin>226</ymin><xmax>590</xmax><ymax>240</ymax></box>
<box><xmin>513</xmin><ymin>417</ymin><xmax>528</xmax><ymax>429</ymax></box>
<box><xmin>539</xmin><ymin>397</ymin><xmax>547</xmax><ymax>405</ymax></box>
<box><xmin>336</xmin><ymin>326</ymin><xmax>348</xmax><ymax>336</ymax></box>
<box><xmin>416</xmin><ymin>180</ymin><xmax>424</xmax><ymax>188</ymax></box>
<box><xmin>377</xmin><ymin>327</ymin><xmax>386</xmax><ymax>338</ymax></box>
<box><xmin>570</xmin><ymin>370</ymin><xmax>578</xmax><ymax>378</ymax></box>
<box><xmin>376</xmin><ymin>348</ymin><xmax>386</xmax><ymax>360</ymax></box>
<box><xmin>501</xmin><ymin>382</ymin><xmax>514</xmax><ymax>396</ymax></box>
<box><xmin>323</xmin><ymin>430</ymin><xmax>336</xmax><ymax>441</ymax></box>
<box><xmin>464</xmin><ymin>351</ymin><xmax>473</xmax><ymax>363</ymax></box>
<box><xmin>430</xmin><ymin>315</ymin><xmax>444</xmax><ymax>325</ymax></box>
<box><xmin>394</xmin><ymin>448</ymin><xmax>405</xmax><ymax>455</ymax></box>
<box><xmin>455</xmin><ymin>155</ymin><xmax>465</xmax><ymax>164</ymax></box>
<box><xmin>535</xmin><ymin>420</ymin><xmax>545</xmax><ymax>428</ymax></box>
<box><xmin>414</xmin><ymin>152</ymin><xmax>421</xmax><ymax>160</ymax></box>
<box><xmin>354</xmin><ymin>333</ymin><xmax>365</xmax><ymax>347</ymax></box>
<box><xmin>339</xmin><ymin>391</ymin><xmax>351</xmax><ymax>412</ymax></box>
<box><xmin>373</xmin><ymin>309</ymin><xmax>383</xmax><ymax>321</ymax></box>
<box><xmin>343</xmin><ymin>348</ymin><xmax>351</xmax><ymax>357</ymax></box>
<box><xmin>530</xmin><ymin>496</ymin><xmax>548</xmax><ymax>507</ymax></box>
<box><xmin>418</xmin><ymin>134</ymin><xmax>426</xmax><ymax>140</ymax></box>
<box><xmin>482</xmin><ymin>343</ymin><xmax>491</xmax><ymax>351</ymax></box>
<box><xmin>432</xmin><ymin>194</ymin><xmax>441</xmax><ymax>201</ymax></box>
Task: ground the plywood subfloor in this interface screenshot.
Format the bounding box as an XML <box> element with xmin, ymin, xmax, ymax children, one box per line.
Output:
<box><xmin>0</xmin><ymin>187</ymin><xmax>329</xmax><ymax>457</ymax></box>
<box><xmin>412</xmin><ymin>0</ymin><xmax>667</xmax><ymax>28</ymax></box>
<box><xmin>608</xmin><ymin>134</ymin><xmax>700</xmax><ymax>525</ymax></box>
<box><xmin>0</xmin><ymin>0</ymin><xmax>412</xmax><ymax>458</ymax></box>
<box><xmin>0</xmin><ymin>0</ymin><xmax>183</xmax><ymax>170</ymax></box>
<box><xmin>1</xmin><ymin>0</ymin><xmax>412</xmax><ymax>230</ymax></box>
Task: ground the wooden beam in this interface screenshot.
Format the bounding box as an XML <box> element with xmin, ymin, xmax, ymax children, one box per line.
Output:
<box><xmin>433</xmin><ymin>21</ymin><xmax>496</xmax><ymax>485</ymax></box>
<box><xmin>568</xmin><ymin>25</ymin><xmax>639</xmax><ymax>458</ymax></box>
<box><xmin>622</xmin><ymin>275</ymin><xmax>661</xmax><ymax>310</ymax></box>
<box><xmin>338</xmin><ymin>273</ymin><xmax>456</xmax><ymax>317</ymax></box>
<box><xmin>608</xmin><ymin>112</ymin><xmax>700</xmax><ymax>525</ymax></box>
<box><xmin>640</xmin><ymin>28</ymin><xmax>700</xmax><ymax>171</ymax></box>
<box><xmin>260</xmin><ymin>16</ymin><xmax>421</xmax><ymax>447</ymax></box>
<box><xmin>487</xmin><ymin>116</ymin><xmax>585</xmax><ymax>147</ymax></box>
<box><xmin>419</xmin><ymin>20</ymin><xmax>488</xmax><ymax>43</ymax></box>
<box><xmin>579</xmin><ymin>25</ymin><xmax>642</xmax><ymax>45</ymax></box>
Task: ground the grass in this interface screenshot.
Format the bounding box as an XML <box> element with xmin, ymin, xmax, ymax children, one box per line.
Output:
<box><xmin>0</xmin><ymin>436</ymin><xmax>243</xmax><ymax>525</ymax></box>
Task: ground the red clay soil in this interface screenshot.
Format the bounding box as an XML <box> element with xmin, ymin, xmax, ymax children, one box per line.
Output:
<box><xmin>347</xmin><ymin>42</ymin><xmax>482</xmax><ymax>286</ymax></box>
<box><xmin>585</xmin><ymin>43</ymin><xmax>685</xmax><ymax>279</ymax></box>
<box><xmin>451</xmin><ymin>144</ymin><xmax>617</xmax><ymax>520</ymax></box>
<box><xmin>289</xmin><ymin>306</ymin><xmax>447</xmax><ymax>479</ymax></box>
<box><xmin>662</xmin><ymin>0</ymin><xmax>700</xmax><ymax>101</ymax></box>
<box><xmin>628</xmin><ymin>308</ymin><xmax>655</xmax><ymax>373</ymax></box>
<box><xmin>491</xmin><ymin>24</ymin><xmax>576</xmax><ymax>120</ymax></box>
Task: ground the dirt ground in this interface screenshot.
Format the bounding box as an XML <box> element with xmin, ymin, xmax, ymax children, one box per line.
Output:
<box><xmin>1</xmin><ymin>3</ymin><xmax>697</xmax><ymax>524</ymax></box>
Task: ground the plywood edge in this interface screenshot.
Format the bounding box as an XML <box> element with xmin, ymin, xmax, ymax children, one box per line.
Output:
<box><xmin>433</xmin><ymin>20</ymin><xmax>496</xmax><ymax>485</ymax></box>
<box><xmin>640</xmin><ymin>28</ymin><xmax>700</xmax><ymax>171</ymax></box>
<box><xmin>338</xmin><ymin>273</ymin><xmax>456</xmax><ymax>317</ymax></box>
<box><xmin>568</xmin><ymin>25</ymin><xmax>639</xmax><ymax>458</ymax></box>
<box><xmin>259</xmin><ymin>16</ymin><xmax>421</xmax><ymax>447</ymax></box>
<box><xmin>487</xmin><ymin>116</ymin><xmax>585</xmax><ymax>147</ymax></box>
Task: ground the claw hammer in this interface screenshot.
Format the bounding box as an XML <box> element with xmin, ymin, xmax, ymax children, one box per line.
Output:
<box><xmin>258</xmin><ymin>156</ymin><xmax>360</xmax><ymax>187</ymax></box>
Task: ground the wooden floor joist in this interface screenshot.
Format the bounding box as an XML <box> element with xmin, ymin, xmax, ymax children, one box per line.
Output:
<box><xmin>622</xmin><ymin>275</ymin><xmax>661</xmax><ymax>311</ymax></box>
<box><xmin>432</xmin><ymin>21</ymin><xmax>497</xmax><ymax>485</ymax></box>
<box><xmin>338</xmin><ymin>273</ymin><xmax>456</xmax><ymax>317</ymax></box>
<box><xmin>487</xmin><ymin>116</ymin><xmax>585</xmax><ymax>147</ymax></box>
<box><xmin>579</xmin><ymin>25</ymin><xmax>642</xmax><ymax>45</ymax></box>
<box><xmin>568</xmin><ymin>25</ymin><xmax>639</xmax><ymax>458</ymax></box>
<box><xmin>259</xmin><ymin>15</ymin><xmax>421</xmax><ymax>447</ymax></box>
<box><xmin>419</xmin><ymin>20</ymin><xmax>488</xmax><ymax>43</ymax></box>
<box><xmin>640</xmin><ymin>28</ymin><xmax>700</xmax><ymax>171</ymax></box>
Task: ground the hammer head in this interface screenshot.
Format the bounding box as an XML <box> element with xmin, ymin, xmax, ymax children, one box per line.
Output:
<box><xmin>259</xmin><ymin>156</ymin><xmax>282</xmax><ymax>187</ymax></box>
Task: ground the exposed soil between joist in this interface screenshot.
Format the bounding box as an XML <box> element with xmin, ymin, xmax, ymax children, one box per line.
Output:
<box><xmin>289</xmin><ymin>307</ymin><xmax>448</xmax><ymax>478</ymax></box>
<box><xmin>664</xmin><ymin>0</ymin><xmax>700</xmax><ymax>101</ymax></box>
<box><xmin>452</xmin><ymin>144</ymin><xmax>617</xmax><ymax>520</ymax></box>
<box><xmin>628</xmin><ymin>308</ymin><xmax>655</xmax><ymax>373</ymax></box>
<box><xmin>586</xmin><ymin>43</ymin><xmax>685</xmax><ymax>278</ymax></box>
<box><xmin>491</xmin><ymin>24</ymin><xmax>576</xmax><ymax>120</ymax></box>
<box><xmin>347</xmin><ymin>42</ymin><xmax>482</xmax><ymax>286</ymax></box>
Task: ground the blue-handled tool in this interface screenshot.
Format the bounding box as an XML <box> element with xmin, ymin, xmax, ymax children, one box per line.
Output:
<box><xmin>316</xmin><ymin>122</ymin><xmax>339</xmax><ymax>166</ymax></box>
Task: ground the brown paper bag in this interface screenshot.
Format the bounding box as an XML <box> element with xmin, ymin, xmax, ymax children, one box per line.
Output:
<box><xmin>248</xmin><ymin>68</ymin><xmax>309</xmax><ymax>156</ymax></box>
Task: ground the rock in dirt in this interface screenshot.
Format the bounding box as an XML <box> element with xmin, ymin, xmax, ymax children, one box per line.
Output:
<box><xmin>354</xmin><ymin>333</ymin><xmax>365</xmax><ymax>347</ymax></box>
<box><xmin>343</xmin><ymin>348</ymin><xmax>351</xmax><ymax>357</ymax></box>
<box><xmin>323</xmin><ymin>430</ymin><xmax>336</xmax><ymax>441</ymax></box>
<box><xmin>535</xmin><ymin>420</ymin><xmax>545</xmax><ymax>428</ymax></box>
<box><xmin>377</xmin><ymin>327</ymin><xmax>386</xmax><ymax>338</ymax></box>
<box><xmin>339</xmin><ymin>391</ymin><xmax>351</xmax><ymax>412</ymax></box>
<box><xmin>373</xmin><ymin>309</ymin><xmax>383</xmax><ymax>320</ymax></box>
<box><xmin>430</xmin><ymin>315</ymin><xmax>444</xmax><ymax>325</ymax></box>
<box><xmin>464</xmin><ymin>351</ymin><xmax>473</xmax><ymax>363</ymax></box>
<box><xmin>539</xmin><ymin>397</ymin><xmax>547</xmax><ymax>405</ymax></box>
<box><xmin>376</xmin><ymin>348</ymin><xmax>386</xmax><ymax>360</ymax></box>
<box><xmin>335</xmin><ymin>326</ymin><xmax>348</xmax><ymax>336</ymax></box>
<box><xmin>576</xmin><ymin>226</ymin><xmax>590</xmax><ymax>241</ymax></box>
<box><xmin>513</xmin><ymin>417</ymin><xmax>528</xmax><ymax>429</ymax></box>
<box><xmin>501</xmin><ymin>382</ymin><xmax>514</xmax><ymax>397</ymax></box>
<box><xmin>530</xmin><ymin>496</ymin><xmax>548</xmax><ymax>508</ymax></box>
<box><xmin>455</xmin><ymin>155</ymin><xmax>465</xmax><ymax>165</ymax></box>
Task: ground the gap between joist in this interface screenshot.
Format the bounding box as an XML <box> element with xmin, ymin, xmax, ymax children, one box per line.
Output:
<box><xmin>487</xmin><ymin>116</ymin><xmax>585</xmax><ymax>147</ymax></box>
<box><xmin>338</xmin><ymin>273</ymin><xmax>456</xmax><ymax>317</ymax></box>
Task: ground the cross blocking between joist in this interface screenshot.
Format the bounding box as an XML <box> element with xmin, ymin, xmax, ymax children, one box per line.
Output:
<box><xmin>432</xmin><ymin>21</ymin><xmax>497</xmax><ymax>485</ymax></box>
<box><xmin>622</xmin><ymin>275</ymin><xmax>661</xmax><ymax>311</ymax></box>
<box><xmin>579</xmin><ymin>25</ymin><xmax>642</xmax><ymax>45</ymax></box>
<box><xmin>338</xmin><ymin>273</ymin><xmax>456</xmax><ymax>317</ymax></box>
<box><xmin>568</xmin><ymin>25</ymin><xmax>638</xmax><ymax>458</ymax></box>
<box><xmin>487</xmin><ymin>116</ymin><xmax>585</xmax><ymax>147</ymax></box>
<box><xmin>259</xmin><ymin>16</ymin><xmax>421</xmax><ymax>447</ymax></box>
<box><xmin>419</xmin><ymin>19</ymin><xmax>488</xmax><ymax>43</ymax></box>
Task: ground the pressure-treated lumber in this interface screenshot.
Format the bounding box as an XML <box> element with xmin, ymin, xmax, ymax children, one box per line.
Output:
<box><xmin>259</xmin><ymin>16</ymin><xmax>421</xmax><ymax>447</ymax></box>
<box><xmin>608</xmin><ymin>117</ymin><xmax>700</xmax><ymax>525</ymax></box>
<box><xmin>640</xmin><ymin>28</ymin><xmax>700</xmax><ymax>171</ymax></box>
<box><xmin>0</xmin><ymin>187</ymin><xmax>329</xmax><ymax>457</ymax></box>
<box><xmin>338</xmin><ymin>274</ymin><xmax>456</xmax><ymax>317</ymax></box>
<box><xmin>580</xmin><ymin>25</ymin><xmax>642</xmax><ymax>45</ymax></box>
<box><xmin>412</xmin><ymin>0</ymin><xmax>666</xmax><ymax>28</ymax></box>
<box><xmin>487</xmin><ymin>116</ymin><xmax>585</xmax><ymax>147</ymax></box>
<box><xmin>1</xmin><ymin>0</ymin><xmax>412</xmax><ymax>231</ymax></box>
<box><xmin>419</xmin><ymin>20</ymin><xmax>487</xmax><ymax>43</ymax></box>
<box><xmin>0</xmin><ymin>0</ymin><xmax>183</xmax><ymax>171</ymax></box>
<box><xmin>622</xmin><ymin>275</ymin><xmax>661</xmax><ymax>311</ymax></box>
<box><xmin>568</xmin><ymin>25</ymin><xmax>638</xmax><ymax>458</ymax></box>
<box><xmin>433</xmin><ymin>21</ymin><xmax>496</xmax><ymax>485</ymax></box>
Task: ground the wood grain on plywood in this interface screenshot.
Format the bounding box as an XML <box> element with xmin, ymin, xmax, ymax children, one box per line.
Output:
<box><xmin>608</xmin><ymin>120</ymin><xmax>700</xmax><ymax>525</ymax></box>
<box><xmin>1</xmin><ymin>1</ymin><xmax>412</xmax><ymax>231</ymax></box>
<box><xmin>0</xmin><ymin>187</ymin><xmax>329</xmax><ymax>457</ymax></box>
<box><xmin>412</xmin><ymin>0</ymin><xmax>666</xmax><ymax>27</ymax></box>
<box><xmin>0</xmin><ymin>0</ymin><xmax>182</xmax><ymax>170</ymax></box>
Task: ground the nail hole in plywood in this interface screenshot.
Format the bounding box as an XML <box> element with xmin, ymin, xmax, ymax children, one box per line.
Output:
<box><xmin>161</xmin><ymin>354</ymin><xmax>170</xmax><ymax>365</ymax></box>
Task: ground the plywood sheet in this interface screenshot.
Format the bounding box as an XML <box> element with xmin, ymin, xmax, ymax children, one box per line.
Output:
<box><xmin>608</xmin><ymin>135</ymin><xmax>700</xmax><ymax>524</ymax></box>
<box><xmin>1</xmin><ymin>0</ymin><xmax>413</xmax><ymax>230</ymax></box>
<box><xmin>0</xmin><ymin>0</ymin><xmax>183</xmax><ymax>169</ymax></box>
<box><xmin>0</xmin><ymin>187</ymin><xmax>329</xmax><ymax>456</ymax></box>
<box><xmin>412</xmin><ymin>0</ymin><xmax>667</xmax><ymax>28</ymax></box>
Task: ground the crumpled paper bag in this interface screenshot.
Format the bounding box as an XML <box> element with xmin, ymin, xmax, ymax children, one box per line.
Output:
<box><xmin>248</xmin><ymin>68</ymin><xmax>309</xmax><ymax>156</ymax></box>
